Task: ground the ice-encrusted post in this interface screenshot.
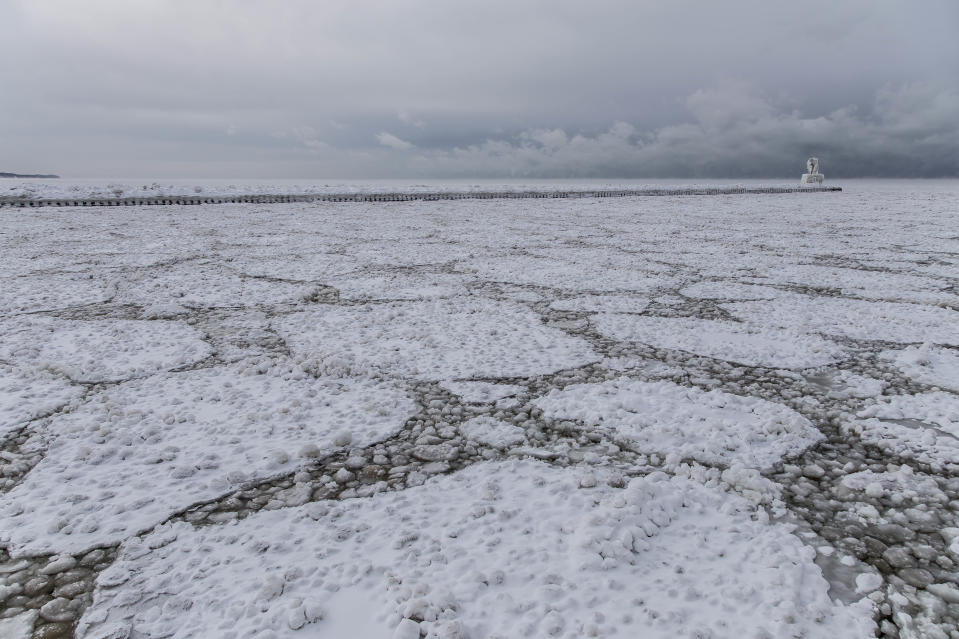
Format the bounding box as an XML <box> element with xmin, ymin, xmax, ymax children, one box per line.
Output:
<box><xmin>801</xmin><ymin>157</ymin><xmax>825</xmax><ymax>184</ymax></box>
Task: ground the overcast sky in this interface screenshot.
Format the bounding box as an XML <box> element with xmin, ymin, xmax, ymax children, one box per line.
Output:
<box><xmin>2</xmin><ymin>0</ymin><xmax>957</xmax><ymax>178</ymax></box>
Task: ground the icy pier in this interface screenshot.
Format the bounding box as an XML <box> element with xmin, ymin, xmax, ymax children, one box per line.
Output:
<box><xmin>0</xmin><ymin>185</ymin><xmax>840</xmax><ymax>208</ymax></box>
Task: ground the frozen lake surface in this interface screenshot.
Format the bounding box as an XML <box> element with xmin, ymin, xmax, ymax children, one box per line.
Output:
<box><xmin>1</xmin><ymin>181</ymin><xmax>958</xmax><ymax>638</ymax></box>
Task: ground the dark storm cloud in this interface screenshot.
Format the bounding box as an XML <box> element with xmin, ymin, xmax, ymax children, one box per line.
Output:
<box><xmin>2</xmin><ymin>0</ymin><xmax>957</xmax><ymax>177</ymax></box>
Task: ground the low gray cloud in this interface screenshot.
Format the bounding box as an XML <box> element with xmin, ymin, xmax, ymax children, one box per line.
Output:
<box><xmin>390</xmin><ymin>83</ymin><xmax>959</xmax><ymax>178</ymax></box>
<box><xmin>1</xmin><ymin>0</ymin><xmax>956</xmax><ymax>177</ymax></box>
<box><xmin>377</xmin><ymin>132</ymin><xmax>415</xmax><ymax>151</ymax></box>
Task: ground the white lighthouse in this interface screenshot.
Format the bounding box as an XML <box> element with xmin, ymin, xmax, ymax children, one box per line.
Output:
<box><xmin>801</xmin><ymin>157</ymin><xmax>824</xmax><ymax>184</ymax></box>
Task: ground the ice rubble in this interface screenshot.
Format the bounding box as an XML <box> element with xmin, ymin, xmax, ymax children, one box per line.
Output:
<box><xmin>534</xmin><ymin>378</ymin><xmax>822</xmax><ymax>468</ymax></box>
<box><xmin>0</xmin><ymin>361</ymin><xmax>416</xmax><ymax>556</ymax></box>
<box><xmin>232</xmin><ymin>253</ymin><xmax>361</xmax><ymax>282</ymax></box>
<box><xmin>843</xmin><ymin>393</ymin><xmax>959</xmax><ymax>468</ymax></box>
<box><xmin>437</xmin><ymin>381</ymin><xmax>525</xmax><ymax>404</ymax></box>
<box><xmin>549</xmin><ymin>294</ymin><xmax>650</xmax><ymax>313</ymax></box>
<box><xmin>837</xmin><ymin>468</ymin><xmax>948</xmax><ymax>504</ymax></box>
<box><xmin>328</xmin><ymin>273</ymin><xmax>470</xmax><ymax>301</ymax></box>
<box><xmin>679</xmin><ymin>280</ymin><xmax>785</xmax><ymax>300</ymax></box>
<box><xmin>77</xmin><ymin>461</ymin><xmax>875</xmax><ymax>639</ymax></box>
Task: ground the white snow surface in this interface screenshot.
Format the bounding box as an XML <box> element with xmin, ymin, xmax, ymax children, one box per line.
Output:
<box><xmin>534</xmin><ymin>378</ymin><xmax>822</xmax><ymax>468</ymax></box>
<box><xmin>0</xmin><ymin>274</ymin><xmax>113</xmax><ymax>315</ymax></box>
<box><xmin>115</xmin><ymin>262</ymin><xmax>314</xmax><ymax>308</ymax></box>
<box><xmin>77</xmin><ymin>461</ymin><xmax>875</xmax><ymax>639</ymax></box>
<box><xmin>457</xmin><ymin>416</ymin><xmax>526</xmax><ymax>449</ymax></box>
<box><xmin>275</xmin><ymin>299</ymin><xmax>598</xmax><ymax>380</ymax></box>
<box><xmin>883</xmin><ymin>344</ymin><xmax>959</xmax><ymax>391</ymax></box>
<box><xmin>458</xmin><ymin>254</ymin><xmax>676</xmax><ymax>292</ymax></box>
<box><xmin>0</xmin><ymin>317</ymin><xmax>211</xmax><ymax>383</ymax></box>
<box><xmin>723</xmin><ymin>295</ymin><xmax>959</xmax><ymax>345</ymax></box>
<box><xmin>805</xmin><ymin>370</ymin><xmax>887</xmax><ymax>400</ymax></box>
<box><xmin>844</xmin><ymin>419</ymin><xmax>959</xmax><ymax>468</ymax></box>
<box><xmin>0</xmin><ymin>611</ymin><xmax>36</xmax><ymax>639</ymax></box>
<box><xmin>857</xmin><ymin>392</ymin><xmax>959</xmax><ymax>436</ymax></box>
<box><xmin>0</xmin><ymin>365</ymin><xmax>82</xmax><ymax>438</ymax></box>
<box><xmin>743</xmin><ymin>263</ymin><xmax>952</xmax><ymax>304</ymax></box>
<box><xmin>0</xmin><ymin>361</ymin><xmax>416</xmax><ymax>555</ymax></box>
<box><xmin>592</xmin><ymin>314</ymin><xmax>846</xmax><ymax>368</ymax></box>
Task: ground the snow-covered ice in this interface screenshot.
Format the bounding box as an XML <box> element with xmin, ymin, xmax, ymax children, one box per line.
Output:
<box><xmin>0</xmin><ymin>361</ymin><xmax>416</xmax><ymax>555</ymax></box>
<box><xmin>0</xmin><ymin>366</ymin><xmax>82</xmax><ymax>438</ymax></box>
<box><xmin>534</xmin><ymin>378</ymin><xmax>822</xmax><ymax>468</ymax></box>
<box><xmin>723</xmin><ymin>295</ymin><xmax>959</xmax><ymax>344</ymax></box>
<box><xmin>857</xmin><ymin>391</ymin><xmax>959</xmax><ymax>436</ymax></box>
<box><xmin>742</xmin><ymin>263</ymin><xmax>952</xmax><ymax>304</ymax></box>
<box><xmin>592</xmin><ymin>314</ymin><xmax>846</xmax><ymax>368</ymax></box>
<box><xmin>2</xmin><ymin>180</ymin><xmax>958</xmax><ymax>638</ymax></box>
<box><xmin>0</xmin><ymin>611</ymin><xmax>36</xmax><ymax>639</ymax></box>
<box><xmin>115</xmin><ymin>262</ymin><xmax>315</xmax><ymax>308</ymax></box>
<box><xmin>457</xmin><ymin>416</ymin><xmax>526</xmax><ymax>449</ymax></box>
<box><xmin>275</xmin><ymin>299</ymin><xmax>598</xmax><ymax>380</ymax></box>
<box><xmin>883</xmin><ymin>344</ymin><xmax>959</xmax><ymax>391</ymax></box>
<box><xmin>0</xmin><ymin>275</ymin><xmax>113</xmax><ymax>315</ymax></box>
<box><xmin>844</xmin><ymin>392</ymin><xmax>959</xmax><ymax>467</ymax></box>
<box><xmin>459</xmin><ymin>254</ymin><xmax>676</xmax><ymax>292</ymax></box>
<box><xmin>0</xmin><ymin>317</ymin><xmax>212</xmax><ymax>383</ymax></box>
<box><xmin>77</xmin><ymin>461</ymin><xmax>875</xmax><ymax>639</ymax></box>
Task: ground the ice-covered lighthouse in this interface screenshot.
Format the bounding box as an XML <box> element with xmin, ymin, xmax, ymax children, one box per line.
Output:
<box><xmin>801</xmin><ymin>157</ymin><xmax>824</xmax><ymax>184</ymax></box>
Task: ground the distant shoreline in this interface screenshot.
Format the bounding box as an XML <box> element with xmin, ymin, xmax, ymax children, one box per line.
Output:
<box><xmin>0</xmin><ymin>172</ymin><xmax>59</xmax><ymax>179</ymax></box>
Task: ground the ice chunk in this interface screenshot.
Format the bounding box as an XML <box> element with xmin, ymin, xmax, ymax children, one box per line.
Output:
<box><xmin>77</xmin><ymin>461</ymin><xmax>875</xmax><ymax>639</ymax></box>
<box><xmin>275</xmin><ymin>299</ymin><xmax>598</xmax><ymax>380</ymax></box>
<box><xmin>593</xmin><ymin>314</ymin><xmax>846</xmax><ymax>368</ymax></box>
<box><xmin>724</xmin><ymin>295</ymin><xmax>959</xmax><ymax>345</ymax></box>
<box><xmin>439</xmin><ymin>380</ymin><xmax>524</xmax><ymax>403</ymax></box>
<box><xmin>0</xmin><ymin>361</ymin><xmax>416</xmax><ymax>555</ymax></box>
<box><xmin>534</xmin><ymin>378</ymin><xmax>822</xmax><ymax>468</ymax></box>
<box><xmin>883</xmin><ymin>344</ymin><xmax>959</xmax><ymax>391</ymax></box>
<box><xmin>458</xmin><ymin>416</ymin><xmax>526</xmax><ymax>449</ymax></box>
<box><xmin>0</xmin><ymin>316</ymin><xmax>211</xmax><ymax>383</ymax></box>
